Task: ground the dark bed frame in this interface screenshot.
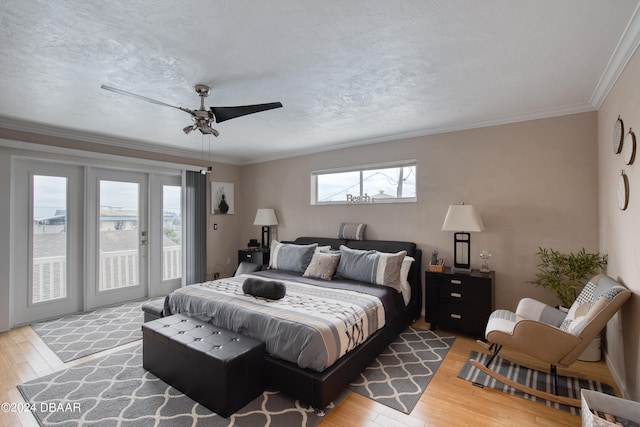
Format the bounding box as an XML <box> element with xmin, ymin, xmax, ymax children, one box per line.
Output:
<box><xmin>264</xmin><ymin>237</ymin><xmax>423</xmax><ymax>412</ymax></box>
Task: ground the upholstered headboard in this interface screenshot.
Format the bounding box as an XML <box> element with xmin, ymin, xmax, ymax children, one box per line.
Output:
<box><xmin>293</xmin><ymin>237</ymin><xmax>422</xmax><ymax>321</ymax></box>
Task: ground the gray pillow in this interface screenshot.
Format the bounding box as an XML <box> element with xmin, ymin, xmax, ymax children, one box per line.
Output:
<box><xmin>336</xmin><ymin>245</ymin><xmax>406</xmax><ymax>292</ymax></box>
<box><xmin>269</xmin><ymin>241</ymin><xmax>318</xmax><ymax>273</ymax></box>
<box><xmin>242</xmin><ymin>277</ymin><xmax>286</xmax><ymax>300</ymax></box>
<box><xmin>338</xmin><ymin>223</ymin><xmax>366</xmax><ymax>240</ymax></box>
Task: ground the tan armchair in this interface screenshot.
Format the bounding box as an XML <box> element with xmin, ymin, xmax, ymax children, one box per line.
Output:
<box><xmin>473</xmin><ymin>274</ymin><xmax>631</xmax><ymax>406</ymax></box>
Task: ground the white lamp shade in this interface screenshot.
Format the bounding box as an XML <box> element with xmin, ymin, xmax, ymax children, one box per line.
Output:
<box><xmin>441</xmin><ymin>204</ymin><xmax>484</xmax><ymax>232</ymax></box>
<box><xmin>253</xmin><ymin>208</ymin><xmax>279</xmax><ymax>226</ymax></box>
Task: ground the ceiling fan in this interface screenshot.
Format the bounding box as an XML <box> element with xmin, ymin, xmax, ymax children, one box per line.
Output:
<box><xmin>100</xmin><ymin>84</ymin><xmax>282</xmax><ymax>137</ymax></box>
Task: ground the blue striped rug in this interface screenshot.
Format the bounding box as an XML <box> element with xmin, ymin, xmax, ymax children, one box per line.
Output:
<box><xmin>457</xmin><ymin>350</ymin><xmax>615</xmax><ymax>415</ymax></box>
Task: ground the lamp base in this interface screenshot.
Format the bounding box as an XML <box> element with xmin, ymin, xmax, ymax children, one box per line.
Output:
<box><xmin>261</xmin><ymin>226</ymin><xmax>271</xmax><ymax>249</ymax></box>
<box><xmin>452</xmin><ymin>232</ymin><xmax>472</xmax><ymax>273</ymax></box>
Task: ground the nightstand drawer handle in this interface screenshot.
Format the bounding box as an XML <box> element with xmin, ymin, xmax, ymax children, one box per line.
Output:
<box><xmin>245</xmin><ymin>254</ymin><xmax>252</xmax><ymax>258</ymax></box>
<box><xmin>450</xmin><ymin>292</ymin><xmax>462</xmax><ymax>298</ymax></box>
<box><xmin>450</xmin><ymin>279</ymin><xmax>462</xmax><ymax>285</ymax></box>
<box><xmin>450</xmin><ymin>313</ymin><xmax>462</xmax><ymax>319</ymax></box>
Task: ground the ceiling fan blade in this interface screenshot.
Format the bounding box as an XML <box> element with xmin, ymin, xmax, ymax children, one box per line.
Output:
<box><xmin>211</xmin><ymin>102</ymin><xmax>283</xmax><ymax>123</ymax></box>
<box><xmin>100</xmin><ymin>85</ymin><xmax>194</xmax><ymax>115</ymax></box>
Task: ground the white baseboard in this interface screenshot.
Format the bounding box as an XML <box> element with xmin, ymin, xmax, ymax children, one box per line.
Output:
<box><xmin>604</xmin><ymin>349</ymin><xmax>630</xmax><ymax>399</ymax></box>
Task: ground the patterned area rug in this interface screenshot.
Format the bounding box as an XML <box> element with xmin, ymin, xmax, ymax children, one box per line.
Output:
<box><xmin>31</xmin><ymin>301</ymin><xmax>144</xmax><ymax>362</ymax></box>
<box><xmin>457</xmin><ymin>351</ymin><xmax>616</xmax><ymax>415</ymax></box>
<box><xmin>350</xmin><ymin>327</ymin><xmax>456</xmax><ymax>414</ymax></box>
<box><xmin>18</xmin><ymin>343</ymin><xmax>340</xmax><ymax>427</ymax></box>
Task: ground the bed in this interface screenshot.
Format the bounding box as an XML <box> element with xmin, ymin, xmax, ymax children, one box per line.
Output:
<box><xmin>164</xmin><ymin>236</ymin><xmax>422</xmax><ymax>411</ymax></box>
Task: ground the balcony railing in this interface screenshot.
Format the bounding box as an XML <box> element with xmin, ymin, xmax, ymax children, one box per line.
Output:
<box><xmin>32</xmin><ymin>246</ymin><xmax>182</xmax><ymax>304</ymax></box>
<box><xmin>32</xmin><ymin>256</ymin><xmax>66</xmax><ymax>303</ymax></box>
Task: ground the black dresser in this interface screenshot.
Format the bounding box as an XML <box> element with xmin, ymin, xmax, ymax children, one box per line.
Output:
<box><xmin>425</xmin><ymin>267</ymin><xmax>494</xmax><ymax>338</ymax></box>
<box><xmin>238</xmin><ymin>249</ymin><xmax>270</xmax><ymax>267</ymax></box>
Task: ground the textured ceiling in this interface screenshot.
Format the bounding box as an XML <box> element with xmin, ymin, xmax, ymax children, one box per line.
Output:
<box><xmin>1</xmin><ymin>1</ymin><xmax>639</xmax><ymax>164</ymax></box>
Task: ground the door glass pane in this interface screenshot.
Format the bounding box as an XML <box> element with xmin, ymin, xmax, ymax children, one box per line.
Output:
<box><xmin>162</xmin><ymin>185</ymin><xmax>182</xmax><ymax>281</ymax></box>
<box><xmin>99</xmin><ymin>180</ymin><xmax>139</xmax><ymax>291</ymax></box>
<box><xmin>32</xmin><ymin>175</ymin><xmax>67</xmax><ymax>303</ymax></box>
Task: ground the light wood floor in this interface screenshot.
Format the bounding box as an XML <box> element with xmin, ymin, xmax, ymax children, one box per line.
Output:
<box><xmin>0</xmin><ymin>319</ymin><xmax>618</xmax><ymax>427</ymax></box>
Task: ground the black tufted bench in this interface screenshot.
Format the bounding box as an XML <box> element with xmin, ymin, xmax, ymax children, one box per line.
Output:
<box><xmin>141</xmin><ymin>297</ymin><xmax>165</xmax><ymax>322</ymax></box>
<box><xmin>142</xmin><ymin>314</ymin><xmax>265</xmax><ymax>417</ymax></box>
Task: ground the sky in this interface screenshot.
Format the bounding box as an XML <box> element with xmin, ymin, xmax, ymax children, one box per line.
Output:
<box><xmin>317</xmin><ymin>166</ymin><xmax>416</xmax><ymax>202</ymax></box>
<box><xmin>33</xmin><ymin>176</ymin><xmax>181</xmax><ymax>219</ymax></box>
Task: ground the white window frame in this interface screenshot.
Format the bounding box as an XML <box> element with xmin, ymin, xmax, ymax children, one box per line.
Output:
<box><xmin>311</xmin><ymin>159</ymin><xmax>417</xmax><ymax>205</ymax></box>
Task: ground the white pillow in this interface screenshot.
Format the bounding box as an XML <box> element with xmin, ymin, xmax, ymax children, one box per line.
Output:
<box><xmin>399</xmin><ymin>256</ymin><xmax>414</xmax><ymax>305</ymax></box>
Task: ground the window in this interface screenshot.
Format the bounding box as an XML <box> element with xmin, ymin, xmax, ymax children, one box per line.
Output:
<box><xmin>312</xmin><ymin>160</ymin><xmax>417</xmax><ymax>205</ymax></box>
<box><xmin>98</xmin><ymin>180</ymin><xmax>140</xmax><ymax>291</ymax></box>
<box><xmin>162</xmin><ymin>185</ymin><xmax>182</xmax><ymax>281</ymax></box>
<box><xmin>31</xmin><ymin>175</ymin><xmax>68</xmax><ymax>303</ymax></box>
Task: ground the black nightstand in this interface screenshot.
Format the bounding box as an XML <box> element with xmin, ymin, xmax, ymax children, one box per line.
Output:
<box><xmin>238</xmin><ymin>249</ymin><xmax>270</xmax><ymax>267</ymax></box>
<box><xmin>425</xmin><ymin>267</ymin><xmax>494</xmax><ymax>338</ymax></box>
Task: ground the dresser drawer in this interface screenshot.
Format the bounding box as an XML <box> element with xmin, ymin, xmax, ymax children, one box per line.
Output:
<box><xmin>437</xmin><ymin>302</ymin><xmax>490</xmax><ymax>336</ymax></box>
<box><xmin>238</xmin><ymin>250</ymin><xmax>269</xmax><ymax>266</ymax></box>
<box><xmin>438</xmin><ymin>279</ymin><xmax>490</xmax><ymax>306</ymax></box>
<box><xmin>242</xmin><ymin>252</ymin><xmax>260</xmax><ymax>262</ymax></box>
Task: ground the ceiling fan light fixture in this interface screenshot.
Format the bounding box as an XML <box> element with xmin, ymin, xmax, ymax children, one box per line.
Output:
<box><xmin>200</xmin><ymin>165</ymin><xmax>213</xmax><ymax>175</ymax></box>
<box><xmin>183</xmin><ymin>124</ymin><xmax>196</xmax><ymax>135</ymax></box>
<box><xmin>198</xmin><ymin>122</ymin><xmax>219</xmax><ymax>137</ymax></box>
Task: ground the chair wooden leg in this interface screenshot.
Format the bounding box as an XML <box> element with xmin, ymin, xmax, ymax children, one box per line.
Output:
<box><xmin>550</xmin><ymin>365</ymin><xmax>558</xmax><ymax>396</ymax></box>
<box><xmin>475</xmin><ymin>341</ymin><xmax>502</xmax><ymax>366</ymax></box>
<box><xmin>475</xmin><ymin>340</ymin><xmax>491</xmax><ymax>351</ymax></box>
<box><xmin>469</xmin><ymin>359</ymin><xmax>581</xmax><ymax>408</ymax></box>
<box><xmin>485</xmin><ymin>344</ymin><xmax>502</xmax><ymax>367</ymax></box>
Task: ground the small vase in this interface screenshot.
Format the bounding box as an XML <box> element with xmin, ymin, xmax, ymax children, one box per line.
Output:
<box><xmin>479</xmin><ymin>250</ymin><xmax>491</xmax><ymax>273</ymax></box>
<box><xmin>218</xmin><ymin>194</ymin><xmax>229</xmax><ymax>214</ymax></box>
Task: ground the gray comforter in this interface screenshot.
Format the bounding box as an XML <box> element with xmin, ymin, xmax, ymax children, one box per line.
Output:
<box><xmin>165</xmin><ymin>270</ymin><xmax>399</xmax><ymax>372</ymax></box>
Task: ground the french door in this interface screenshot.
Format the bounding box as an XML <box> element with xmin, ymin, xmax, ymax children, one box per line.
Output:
<box><xmin>12</xmin><ymin>160</ymin><xmax>84</xmax><ymax>324</ymax></box>
<box><xmin>85</xmin><ymin>168</ymin><xmax>148</xmax><ymax>309</ymax></box>
<box><xmin>12</xmin><ymin>159</ymin><xmax>182</xmax><ymax>325</ymax></box>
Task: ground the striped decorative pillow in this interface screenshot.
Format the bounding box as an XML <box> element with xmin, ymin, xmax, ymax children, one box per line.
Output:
<box><xmin>269</xmin><ymin>240</ymin><xmax>317</xmax><ymax>273</ymax></box>
<box><xmin>338</xmin><ymin>223</ymin><xmax>366</xmax><ymax>240</ymax></box>
<box><xmin>336</xmin><ymin>245</ymin><xmax>406</xmax><ymax>292</ymax></box>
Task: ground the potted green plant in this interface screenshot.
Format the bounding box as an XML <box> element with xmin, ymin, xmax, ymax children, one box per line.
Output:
<box><xmin>529</xmin><ymin>247</ymin><xmax>608</xmax><ymax>309</ymax></box>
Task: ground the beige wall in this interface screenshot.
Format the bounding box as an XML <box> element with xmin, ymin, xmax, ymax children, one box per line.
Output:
<box><xmin>598</xmin><ymin>45</ymin><xmax>640</xmax><ymax>400</ymax></box>
<box><xmin>239</xmin><ymin>112</ymin><xmax>600</xmax><ymax>312</ymax></box>
<box><xmin>205</xmin><ymin>163</ymin><xmax>242</xmax><ymax>279</ymax></box>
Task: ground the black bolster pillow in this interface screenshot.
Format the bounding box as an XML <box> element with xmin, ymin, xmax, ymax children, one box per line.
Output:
<box><xmin>242</xmin><ymin>278</ymin><xmax>286</xmax><ymax>300</ymax></box>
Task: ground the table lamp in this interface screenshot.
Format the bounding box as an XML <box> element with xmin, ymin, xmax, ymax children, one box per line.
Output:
<box><xmin>441</xmin><ymin>203</ymin><xmax>484</xmax><ymax>273</ymax></box>
<box><xmin>253</xmin><ymin>208</ymin><xmax>278</xmax><ymax>248</ymax></box>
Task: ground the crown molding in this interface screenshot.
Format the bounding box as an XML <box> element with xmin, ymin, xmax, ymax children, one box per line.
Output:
<box><xmin>0</xmin><ymin>100</ymin><xmax>604</xmax><ymax>167</ymax></box>
<box><xmin>241</xmin><ymin>102</ymin><xmax>596</xmax><ymax>165</ymax></box>
<box><xmin>0</xmin><ymin>116</ymin><xmax>241</xmax><ymax>166</ymax></box>
<box><xmin>591</xmin><ymin>2</ymin><xmax>640</xmax><ymax>108</ymax></box>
